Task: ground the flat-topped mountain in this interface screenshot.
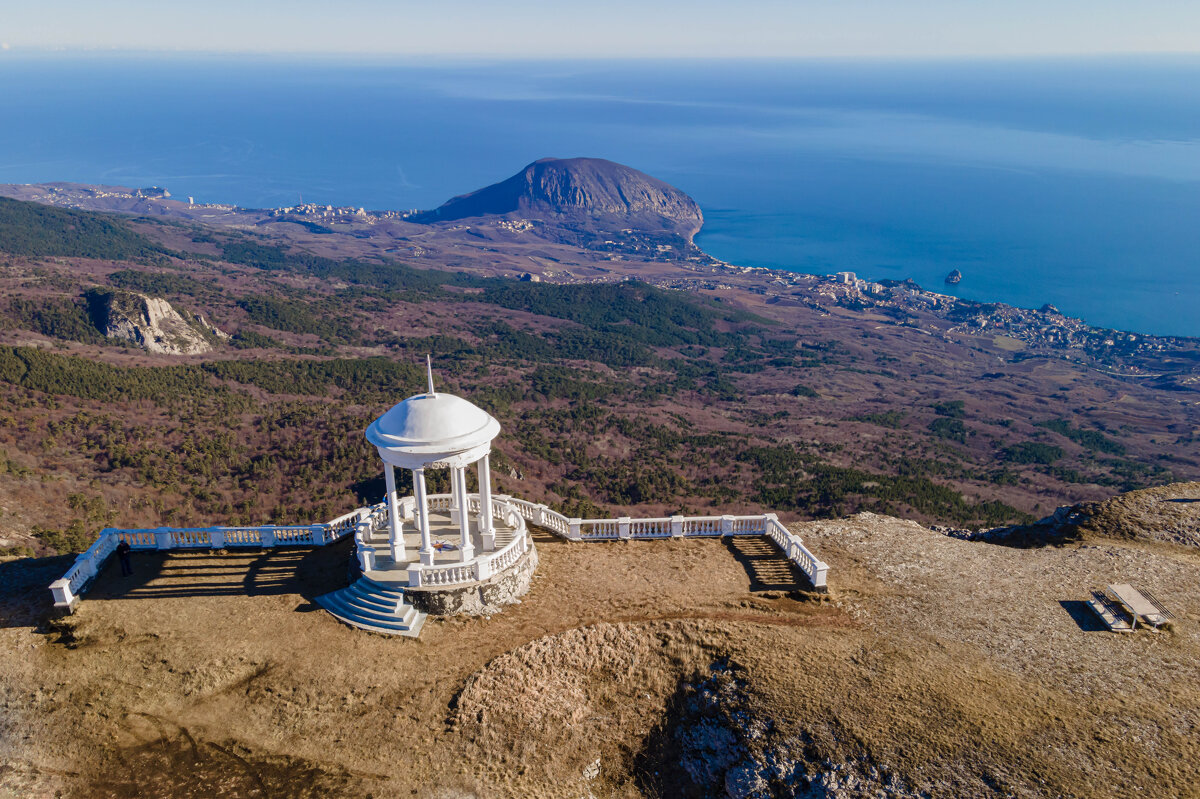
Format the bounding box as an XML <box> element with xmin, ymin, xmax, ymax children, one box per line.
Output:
<box><xmin>411</xmin><ymin>157</ymin><xmax>704</xmax><ymax>240</ymax></box>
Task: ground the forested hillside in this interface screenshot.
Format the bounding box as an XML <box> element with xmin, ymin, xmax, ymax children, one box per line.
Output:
<box><xmin>0</xmin><ymin>197</ymin><xmax>1194</xmax><ymax>556</ymax></box>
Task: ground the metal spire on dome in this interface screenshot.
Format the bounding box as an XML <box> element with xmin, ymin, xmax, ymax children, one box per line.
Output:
<box><xmin>426</xmin><ymin>354</ymin><xmax>436</xmax><ymax>396</ymax></box>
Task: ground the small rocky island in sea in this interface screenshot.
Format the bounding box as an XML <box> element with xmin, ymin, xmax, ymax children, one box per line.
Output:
<box><xmin>945</xmin><ymin>269</ymin><xmax>963</xmax><ymax>285</ymax></box>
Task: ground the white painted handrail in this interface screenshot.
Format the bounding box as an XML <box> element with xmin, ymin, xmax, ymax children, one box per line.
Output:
<box><xmin>50</xmin><ymin>491</ymin><xmax>831</xmax><ymax>613</ymax></box>
<box><xmin>408</xmin><ymin>496</ymin><xmax>530</xmax><ymax>587</ymax></box>
<box><xmin>49</xmin><ymin>507</ymin><xmax>369</xmax><ymax>611</ymax></box>
<box><xmin>500</xmin><ymin>502</ymin><xmax>828</xmax><ymax>592</ymax></box>
<box><xmin>484</xmin><ymin>527</ymin><xmax>529</xmax><ymax>573</ymax></box>
<box><xmin>763</xmin><ymin>515</ymin><xmax>829</xmax><ymax>590</ymax></box>
<box><xmin>504</xmin><ymin>497</ymin><xmax>570</xmax><ymax>535</ymax></box>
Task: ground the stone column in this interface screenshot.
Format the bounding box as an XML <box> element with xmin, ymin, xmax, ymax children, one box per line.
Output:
<box><xmin>477</xmin><ymin>454</ymin><xmax>496</xmax><ymax>550</ymax></box>
<box><xmin>413</xmin><ymin>467</ymin><xmax>435</xmax><ymax>566</ymax></box>
<box><xmin>455</xmin><ymin>466</ymin><xmax>474</xmax><ymax>561</ymax></box>
<box><xmin>384</xmin><ymin>463</ymin><xmax>406</xmax><ymax>562</ymax></box>
<box><xmin>49</xmin><ymin>578</ymin><xmax>76</xmax><ymax>610</ymax></box>
<box><xmin>449</xmin><ymin>465</ymin><xmax>463</xmax><ymax>526</ymax></box>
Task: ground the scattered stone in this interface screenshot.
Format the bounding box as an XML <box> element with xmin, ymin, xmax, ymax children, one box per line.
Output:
<box><xmin>637</xmin><ymin>659</ymin><xmax>919</xmax><ymax>798</ymax></box>
<box><xmin>957</xmin><ymin>481</ymin><xmax>1200</xmax><ymax>549</ymax></box>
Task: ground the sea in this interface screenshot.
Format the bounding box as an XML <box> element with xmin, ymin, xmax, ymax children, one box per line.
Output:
<box><xmin>2</xmin><ymin>54</ymin><xmax>1198</xmax><ymax>337</ymax></box>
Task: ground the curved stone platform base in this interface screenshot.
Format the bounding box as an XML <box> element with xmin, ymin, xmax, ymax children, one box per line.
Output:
<box><xmin>404</xmin><ymin>542</ymin><xmax>538</xmax><ymax>616</ymax></box>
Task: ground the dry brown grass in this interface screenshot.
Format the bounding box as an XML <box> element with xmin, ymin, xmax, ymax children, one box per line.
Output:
<box><xmin>1074</xmin><ymin>482</ymin><xmax>1200</xmax><ymax>548</ymax></box>
<box><xmin>2</xmin><ymin>516</ymin><xmax>1198</xmax><ymax>798</ymax></box>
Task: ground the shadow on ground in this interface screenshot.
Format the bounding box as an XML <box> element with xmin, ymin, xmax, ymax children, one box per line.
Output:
<box><xmin>1059</xmin><ymin>600</ymin><xmax>1108</xmax><ymax>632</ymax></box>
<box><xmin>90</xmin><ymin>714</ymin><xmax>366</xmax><ymax>798</ymax></box>
<box><xmin>723</xmin><ymin>536</ymin><xmax>807</xmax><ymax>592</ymax></box>
<box><xmin>85</xmin><ymin>537</ymin><xmax>354</xmax><ymax>606</ymax></box>
<box><xmin>0</xmin><ymin>553</ymin><xmax>75</xmax><ymax>629</ymax></box>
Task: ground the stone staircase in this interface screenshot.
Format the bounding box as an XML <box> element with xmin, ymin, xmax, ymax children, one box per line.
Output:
<box><xmin>492</xmin><ymin>526</ymin><xmax>516</xmax><ymax>548</ymax></box>
<box><xmin>316</xmin><ymin>576</ymin><xmax>427</xmax><ymax>637</ymax></box>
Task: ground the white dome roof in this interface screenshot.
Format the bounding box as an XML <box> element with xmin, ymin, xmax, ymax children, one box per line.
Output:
<box><xmin>366</xmin><ymin>391</ymin><xmax>500</xmax><ymax>458</ymax></box>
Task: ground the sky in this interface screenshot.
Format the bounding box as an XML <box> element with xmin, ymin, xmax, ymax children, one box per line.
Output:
<box><xmin>3</xmin><ymin>1</ymin><xmax>1200</xmax><ymax>59</ymax></box>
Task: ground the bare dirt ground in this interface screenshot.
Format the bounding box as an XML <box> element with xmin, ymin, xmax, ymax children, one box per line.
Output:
<box><xmin>2</xmin><ymin>509</ymin><xmax>1199</xmax><ymax>798</ymax></box>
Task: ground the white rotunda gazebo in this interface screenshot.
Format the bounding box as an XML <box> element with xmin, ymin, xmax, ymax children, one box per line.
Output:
<box><xmin>365</xmin><ymin>359</ymin><xmax>502</xmax><ymax>566</ymax></box>
<box><xmin>306</xmin><ymin>359</ymin><xmax>540</xmax><ymax>633</ymax></box>
<box><xmin>318</xmin><ymin>357</ymin><xmax>540</xmax><ymax>625</ymax></box>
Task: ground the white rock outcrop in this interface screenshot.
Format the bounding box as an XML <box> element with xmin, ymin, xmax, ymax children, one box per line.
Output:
<box><xmin>98</xmin><ymin>291</ymin><xmax>225</xmax><ymax>355</ymax></box>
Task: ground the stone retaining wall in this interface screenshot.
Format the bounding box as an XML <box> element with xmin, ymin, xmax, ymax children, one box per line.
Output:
<box><xmin>404</xmin><ymin>541</ymin><xmax>539</xmax><ymax>616</ymax></box>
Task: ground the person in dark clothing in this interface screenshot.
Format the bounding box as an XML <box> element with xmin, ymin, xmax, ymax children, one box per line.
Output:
<box><xmin>116</xmin><ymin>539</ymin><xmax>133</xmax><ymax>576</ymax></box>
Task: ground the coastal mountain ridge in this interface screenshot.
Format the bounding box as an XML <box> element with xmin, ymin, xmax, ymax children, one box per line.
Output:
<box><xmin>410</xmin><ymin>157</ymin><xmax>704</xmax><ymax>240</ymax></box>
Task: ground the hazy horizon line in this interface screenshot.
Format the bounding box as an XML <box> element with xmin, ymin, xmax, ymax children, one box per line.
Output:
<box><xmin>3</xmin><ymin>47</ymin><xmax>1200</xmax><ymax>64</ymax></box>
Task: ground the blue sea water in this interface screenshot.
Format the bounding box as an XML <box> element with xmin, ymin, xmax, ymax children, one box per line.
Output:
<box><xmin>2</xmin><ymin>54</ymin><xmax>1198</xmax><ymax>336</ymax></box>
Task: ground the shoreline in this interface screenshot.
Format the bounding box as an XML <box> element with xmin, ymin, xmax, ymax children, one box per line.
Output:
<box><xmin>1</xmin><ymin>179</ymin><xmax>1197</xmax><ymax>348</ymax></box>
<box><xmin>692</xmin><ymin>228</ymin><xmax>1200</xmax><ymax>342</ymax></box>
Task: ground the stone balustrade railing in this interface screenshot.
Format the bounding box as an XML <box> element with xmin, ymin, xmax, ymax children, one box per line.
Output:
<box><xmin>412</xmin><ymin>525</ymin><xmax>530</xmax><ymax>588</ymax></box>
<box><xmin>402</xmin><ymin>495</ymin><xmax>530</xmax><ymax>588</ymax></box>
<box><xmin>49</xmin><ymin>507</ymin><xmax>369</xmax><ymax>611</ymax></box>
<box><xmin>50</xmin><ymin>493</ymin><xmax>829</xmax><ymax>611</ymax></box>
<box><xmin>348</xmin><ymin>495</ymin><xmax>531</xmax><ymax>589</ymax></box>
<box><xmin>329</xmin><ymin>497</ymin><xmax>826</xmax><ymax>592</ymax></box>
<box><xmin>499</xmin><ymin>501</ymin><xmax>829</xmax><ymax>592</ymax></box>
<box><xmin>351</xmin><ymin>502</ymin><xmax>389</xmax><ymax>574</ymax></box>
<box><xmin>764</xmin><ymin>517</ymin><xmax>827</xmax><ymax>586</ymax></box>
<box><xmin>504</xmin><ymin>497</ymin><xmax>571</xmax><ymax>536</ymax></box>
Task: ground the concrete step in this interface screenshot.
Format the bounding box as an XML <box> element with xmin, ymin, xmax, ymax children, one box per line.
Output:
<box><xmin>323</xmin><ymin>607</ymin><xmax>427</xmax><ymax>637</ymax></box>
<box><xmin>316</xmin><ymin>578</ymin><xmax>426</xmax><ymax>638</ymax></box>
<box><xmin>335</xmin><ymin>589</ymin><xmax>416</xmax><ymax>622</ymax></box>
<box><xmin>358</xmin><ymin>575</ymin><xmax>409</xmax><ymax>596</ymax></box>
<box><xmin>318</xmin><ymin>592</ymin><xmax>423</xmax><ymax>636</ymax></box>
<box><xmin>345</xmin><ymin>582</ymin><xmax>407</xmax><ymax>612</ymax></box>
<box><xmin>343</xmin><ymin>588</ymin><xmax>415</xmax><ymax>622</ymax></box>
